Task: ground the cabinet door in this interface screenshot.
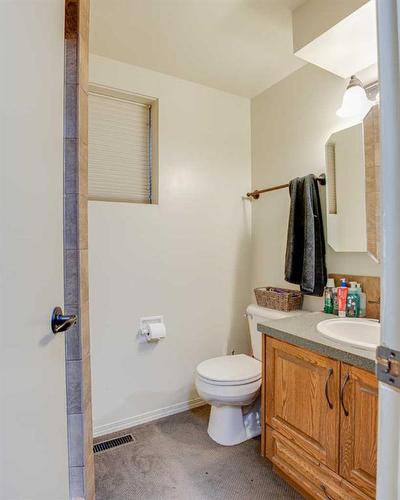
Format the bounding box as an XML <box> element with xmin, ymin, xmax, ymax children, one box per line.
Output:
<box><xmin>340</xmin><ymin>363</ymin><xmax>378</xmax><ymax>498</ymax></box>
<box><xmin>266</xmin><ymin>338</ymin><xmax>340</xmax><ymax>471</ymax></box>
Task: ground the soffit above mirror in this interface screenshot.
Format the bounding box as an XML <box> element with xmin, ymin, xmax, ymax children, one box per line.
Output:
<box><xmin>293</xmin><ymin>0</ymin><xmax>377</xmax><ymax>79</ymax></box>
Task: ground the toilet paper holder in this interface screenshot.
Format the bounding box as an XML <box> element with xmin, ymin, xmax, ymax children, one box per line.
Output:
<box><xmin>138</xmin><ymin>316</ymin><xmax>166</xmax><ymax>342</ymax></box>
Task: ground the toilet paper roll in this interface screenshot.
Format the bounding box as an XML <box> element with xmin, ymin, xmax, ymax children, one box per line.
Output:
<box><xmin>146</xmin><ymin>322</ymin><xmax>166</xmax><ymax>341</ymax></box>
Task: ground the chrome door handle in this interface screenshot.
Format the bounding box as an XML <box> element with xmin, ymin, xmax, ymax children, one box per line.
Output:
<box><xmin>51</xmin><ymin>307</ymin><xmax>77</xmax><ymax>334</ymax></box>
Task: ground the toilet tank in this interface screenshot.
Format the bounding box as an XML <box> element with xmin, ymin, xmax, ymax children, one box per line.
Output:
<box><xmin>246</xmin><ymin>304</ymin><xmax>302</xmax><ymax>360</ymax></box>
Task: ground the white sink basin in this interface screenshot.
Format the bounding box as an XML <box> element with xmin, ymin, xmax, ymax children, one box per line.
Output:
<box><xmin>317</xmin><ymin>318</ymin><xmax>380</xmax><ymax>352</ymax></box>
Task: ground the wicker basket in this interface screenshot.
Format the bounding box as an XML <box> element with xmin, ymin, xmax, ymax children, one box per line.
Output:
<box><xmin>254</xmin><ymin>287</ymin><xmax>303</xmax><ymax>312</ymax></box>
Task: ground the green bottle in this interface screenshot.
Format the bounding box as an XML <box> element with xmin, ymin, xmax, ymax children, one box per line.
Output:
<box><xmin>323</xmin><ymin>278</ymin><xmax>335</xmax><ymax>314</ymax></box>
<box><xmin>346</xmin><ymin>282</ymin><xmax>360</xmax><ymax>317</ymax></box>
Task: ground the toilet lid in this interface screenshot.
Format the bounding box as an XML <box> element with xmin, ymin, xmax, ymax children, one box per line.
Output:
<box><xmin>196</xmin><ymin>354</ymin><xmax>261</xmax><ymax>384</ymax></box>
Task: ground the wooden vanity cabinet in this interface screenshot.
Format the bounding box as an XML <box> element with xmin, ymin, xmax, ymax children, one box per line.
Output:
<box><xmin>262</xmin><ymin>337</ymin><xmax>378</xmax><ymax>499</ymax></box>
<box><xmin>265</xmin><ymin>338</ymin><xmax>340</xmax><ymax>471</ymax></box>
<box><xmin>339</xmin><ymin>364</ymin><xmax>378</xmax><ymax>498</ymax></box>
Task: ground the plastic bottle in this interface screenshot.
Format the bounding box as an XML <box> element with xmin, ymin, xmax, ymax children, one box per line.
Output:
<box><xmin>332</xmin><ymin>288</ymin><xmax>338</xmax><ymax>315</ymax></box>
<box><xmin>346</xmin><ymin>282</ymin><xmax>360</xmax><ymax>317</ymax></box>
<box><xmin>356</xmin><ymin>283</ymin><xmax>367</xmax><ymax>317</ymax></box>
<box><xmin>323</xmin><ymin>278</ymin><xmax>335</xmax><ymax>314</ymax></box>
<box><xmin>337</xmin><ymin>278</ymin><xmax>348</xmax><ymax>318</ymax></box>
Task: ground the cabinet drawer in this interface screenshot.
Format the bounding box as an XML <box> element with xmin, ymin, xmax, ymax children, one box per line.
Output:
<box><xmin>267</xmin><ymin>426</ymin><xmax>372</xmax><ymax>500</ymax></box>
<box><xmin>265</xmin><ymin>337</ymin><xmax>340</xmax><ymax>471</ymax></box>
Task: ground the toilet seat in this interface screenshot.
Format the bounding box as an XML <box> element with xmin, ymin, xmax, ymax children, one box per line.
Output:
<box><xmin>196</xmin><ymin>354</ymin><xmax>261</xmax><ymax>386</ymax></box>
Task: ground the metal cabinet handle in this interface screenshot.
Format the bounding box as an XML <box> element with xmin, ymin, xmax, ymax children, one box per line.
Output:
<box><xmin>324</xmin><ymin>368</ymin><xmax>334</xmax><ymax>409</ymax></box>
<box><xmin>340</xmin><ymin>373</ymin><xmax>350</xmax><ymax>416</ymax></box>
<box><xmin>51</xmin><ymin>307</ymin><xmax>77</xmax><ymax>334</ymax></box>
<box><xmin>321</xmin><ymin>485</ymin><xmax>334</xmax><ymax>500</ymax></box>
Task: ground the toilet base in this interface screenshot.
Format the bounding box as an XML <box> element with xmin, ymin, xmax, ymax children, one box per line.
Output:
<box><xmin>207</xmin><ymin>398</ymin><xmax>261</xmax><ymax>446</ymax></box>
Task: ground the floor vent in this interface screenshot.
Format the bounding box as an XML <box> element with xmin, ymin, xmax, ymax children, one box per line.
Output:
<box><xmin>93</xmin><ymin>434</ymin><xmax>135</xmax><ymax>454</ymax></box>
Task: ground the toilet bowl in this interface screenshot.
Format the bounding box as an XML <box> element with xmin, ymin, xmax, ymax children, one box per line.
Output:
<box><xmin>195</xmin><ymin>354</ymin><xmax>261</xmax><ymax>445</ymax></box>
<box><xmin>195</xmin><ymin>304</ymin><xmax>302</xmax><ymax>446</ymax></box>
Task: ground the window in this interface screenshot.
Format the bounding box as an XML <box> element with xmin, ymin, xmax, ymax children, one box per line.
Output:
<box><xmin>88</xmin><ymin>85</ymin><xmax>157</xmax><ymax>203</ymax></box>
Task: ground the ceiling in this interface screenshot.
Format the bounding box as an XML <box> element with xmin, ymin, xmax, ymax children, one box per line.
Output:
<box><xmin>90</xmin><ymin>0</ymin><xmax>306</xmax><ymax>98</ymax></box>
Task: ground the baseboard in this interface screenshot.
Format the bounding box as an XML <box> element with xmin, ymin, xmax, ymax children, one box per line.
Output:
<box><xmin>93</xmin><ymin>398</ymin><xmax>206</xmax><ymax>438</ymax></box>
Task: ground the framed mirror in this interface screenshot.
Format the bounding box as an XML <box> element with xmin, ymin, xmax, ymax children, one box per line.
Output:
<box><xmin>325</xmin><ymin>104</ymin><xmax>380</xmax><ymax>262</ymax></box>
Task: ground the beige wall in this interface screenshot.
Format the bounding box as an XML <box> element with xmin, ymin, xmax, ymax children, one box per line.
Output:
<box><xmin>89</xmin><ymin>55</ymin><xmax>252</xmax><ymax>434</ymax></box>
<box><xmin>251</xmin><ymin>63</ymin><xmax>380</xmax><ymax>311</ymax></box>
<box><xmin>88</xmin><ymin>56</ymin><xmax>380</xmax><ymax>433</ymax></box>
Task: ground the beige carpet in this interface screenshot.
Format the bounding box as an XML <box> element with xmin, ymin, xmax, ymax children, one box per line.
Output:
<box><xmin>94</xmin><ymin>405</ymin><xmax>302</xmax><ymax>499</ymax></box>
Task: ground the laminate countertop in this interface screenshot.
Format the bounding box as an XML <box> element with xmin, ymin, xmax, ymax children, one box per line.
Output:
<box><xmin>257</xmin><ymin>311</ymin><xmax>376</xmax><ymax>373</ymax></box>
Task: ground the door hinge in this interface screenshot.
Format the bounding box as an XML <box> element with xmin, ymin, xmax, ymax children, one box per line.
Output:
<box><xmin>377</xmin><ymin>345</ymin><xmax>400</xmax><ymax>388</ymax></box>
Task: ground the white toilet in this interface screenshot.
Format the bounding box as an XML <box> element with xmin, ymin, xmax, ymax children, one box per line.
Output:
<box><xmin>195</xmin><ymin>304</ymin><xmax>300</xmax><ymax>446</ymax></box>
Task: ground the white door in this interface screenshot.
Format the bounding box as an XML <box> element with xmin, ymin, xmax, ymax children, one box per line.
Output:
<box><xmin>376</xmin><ymin>1</ymin><xmax>400</xmax><ymax>499</ymax></box>
<box><xmin>0</xmin><ymin>2</ymin><xmax>69</xmax><ymax>499</ymax></box>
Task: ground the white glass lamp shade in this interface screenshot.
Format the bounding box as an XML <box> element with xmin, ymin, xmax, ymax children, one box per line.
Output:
<box><xmin>337</xmin><ymin>76</ymin><xmax>375</xmax><ymax>118</ymax></box>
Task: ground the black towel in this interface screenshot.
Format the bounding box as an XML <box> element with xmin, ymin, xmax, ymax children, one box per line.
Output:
<box><xmin>284</xmin><ymin>174</ymin><xmax>327</xmax><ymax>296</ymax></box>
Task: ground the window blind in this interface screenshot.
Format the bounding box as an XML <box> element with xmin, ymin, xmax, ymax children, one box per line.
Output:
<box><xmin>88</xmin><ymin>91</ymin><xmax>152</xmax><ymax>203</ymax></box>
